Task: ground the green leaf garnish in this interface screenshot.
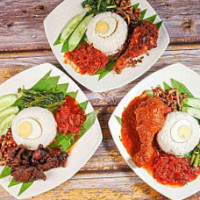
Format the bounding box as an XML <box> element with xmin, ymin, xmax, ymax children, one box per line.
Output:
<box><xmin>95</xmin><ymin>61</ymin><xmax>116</xmax><ymax>80</ymax></box>
<box><xmin>67</xmin><ymin>90</ymin><xmax>78</xmax><ymax>99</ymax></box>
<box><xmin>18</xmin><ymin>182</ymin><xmax>33</xmax><ymax>196</ymax></box>
<box><xmin>8</xmin><ymin>178</ymin><xmax>21</xmax><ymax>188</ymax></box>
<box><xmin>163</xmin><ymin>81</ymin><xmax>172</xmax><ymax>90</ymax></box>
<box><xmin>32</xmin><ymin>70</ymin><xmax>61</xmax><ymax>91</ymax></box>
<box><xmin>140</xmin><ymin>9</ymin><xmax>147</xmax><ymax>19</ymax></box>
<box><xmin>56</xmin><ymin>83</ymin><xmax>69</xmax><ymax>94</ymax></box>
<box><xmin>132</xmin><ymin>3</ymin><xmax>140</xmax><ymax>9</ymax></box>
<box><xmin>79</xmin><ymin>101</ymin><xmax>89</xmax><ymax>112</ymax></box>
<box><xmin>170</xmin><ymin>79</ymin><xmax>194</xmax><ymax>97</ymax></box>
<box><xmin>144</xmin><ymin>14</ymin><xmax>157</xmax><ymax>23</ymax></box>
<box><xmin>54</xmin><ymin>33</ymin><xmax>62</xmax><ymax>46</ymax></box>
<box><xmin>32</xmin><ymin>76</ymin><xmax>60</xmax><ymax>91</ymax></box>
<box><xmin>184</xmin><ymin>151</ymin><xmax>192</xmax><ymax>159</ymax></box>
<box><xmin>0</xmin><ymin>166</ymin><xmax>11</xmax><ymax>178</ymax></box>
<box><xmin>50</xmin><ymin>133</ymin><xmax>76</xmax><ymax>152</ymax></box>
<box><xmin>79</xmin><ymin>110</ymin><xmax>98</xmax><ymax>138</ymax></box>
<box><xmin>155</xmin><ymin>21</ymin><xmax>163</xmax><ymax>29</ymax></box>
<box><xmin>115</xmin><ymin>115</ymin><xmax>122</xmax><ymax>126</ymax></box>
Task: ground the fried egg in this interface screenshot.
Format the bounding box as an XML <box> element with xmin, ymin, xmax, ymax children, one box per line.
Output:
<box><xmin>157</xmin><ymin>112</ymin><xmax>200</xmax><ymax>156</ymax></box>
<box><xmin>12</xmin><ymin>107</ymin><xmax>57</xmax><ymax>150</ymax></box>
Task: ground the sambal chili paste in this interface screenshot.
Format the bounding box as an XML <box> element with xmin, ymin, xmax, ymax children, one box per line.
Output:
<box><xmin>144</xmin><ymin>153</ymin><xmax>200</xmax><ymax>186</ymax></box>
<box><xmin>54</xmin><ymin>95</ymin><xmax>86</xmax><ymax>136</ymax></box>
<box><xmin>64</xmin><ymin>43</ymin><xmax>108</xmax><ymax>75</ymax></box>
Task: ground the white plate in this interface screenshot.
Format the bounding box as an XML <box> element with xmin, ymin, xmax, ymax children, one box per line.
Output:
<box><xmin>44</xmin><ymin>0</ymin><xmax>170</xmax><ymax>92</ymax></box>
<box><xmin>108</xmin><ymin>63</ymin><xmax>200</xmax><ymax>200</ymax></box>
<box><xmin>0</xmin><ymin>63</ymin><xmax>102</xmax><ymax>199</ymax></box>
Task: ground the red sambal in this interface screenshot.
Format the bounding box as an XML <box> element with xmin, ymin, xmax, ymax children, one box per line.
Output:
<box><xmin>144</xmin><ymin>153</ymin><xmax>200</xmax><ymax>186</ymax></box>
<box><xmin>54</xmin><ymin>95</ymin><xmax>86</xmax><ymax>136</ymax></box>
<box><xmin>64</xmin><ymin>43</ymin><xmax>108</xmax><ymax>75</ymax></box>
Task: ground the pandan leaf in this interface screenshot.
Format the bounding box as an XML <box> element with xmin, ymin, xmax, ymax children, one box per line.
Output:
<box><xmin>79</xmin><ymin>110</ymin><xmax>98</xmax><ymax>138</ymax></box>
<box><xmin>170</xmin><ymin>79</ymin><xmax>194</xmax><ymax>97</ymax></box>
<box><xmin>79</xmin><ymin>101</ymin><xmax>89</xmax><ymax>112</ymax></box>
<box><xmin>132</xmin><ymin>3</ymin><xmax>140</xmax><ymax>9</ymax></box>
<box><xmin>54</xmin><ymin>33</ymin><xmax>62</xmax><ymax>45</ymax></box>
<box><xmin>32</xmin><ymin>70</ymin><xmax>60</xmax><ymax>91</ymax></box>
<box><xmin>18</xmin><ymin>182</ymin><xmax>33</xmax><ymax>196</ymax></box>
<box><xmin>115</xmin><ymin>116</ymin><xmax>122</xmax><ymax>126</ymax></box>
<box><xmin>8</xmin><ymin>178</ymin><xmax>21</xmax><ymax>188</ymax></box>
<box><xmin>184</xmin><ymin>151</ymin><xmax>192</xmax><ymax>159</ymax></box>
<box><xmin>140</xmin><ymin>9</ymin><xmax>147</xmax><ymax>19</ymax></box>
<box><xmin>50</xmin><ymin>133</ymin><xmax>76</xmax><ymax>152</ymax></box>
<box><xmin>0</xmin><ymin>166</ymin><xmax>11</xmax><ymax>178</ymax></box>
<box><xmin>163</xmin><ymin>82</ymin><xmax>172</xmax><ymax>90</ymax></box>
<box><xmin>144</xmin><ymin>14</ymin><xmax>157</xmax><ymax>23</ymax></box>
<box><xmin>147</xmin><ymin>91</ymin><xmax>153</xmax><ymax>97</ymax></box>
<box><xmin>155</xmin><ymin>21</ymin><xmax>163</xmax><ymax>29</ymax></box>
<box><xmin>67</xmin><ymin>90</ymin><xmax>78</xmax><ymax>99</ymax></box>
<box><xmin>56</xmin><ymin>83</ymin><xmax>69</xmax><ymax>94</ymax></box>
<box><xmin>95</xmin><ymin>61</ymin><xmax>116</xmax><ymax>80</ymax></box>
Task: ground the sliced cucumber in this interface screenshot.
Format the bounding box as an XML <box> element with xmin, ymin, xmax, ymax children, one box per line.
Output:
<box><xmin>0</xmin><ymin>114</ymin><xmax>16</xmax><ymax>136</ymax></box>
<box><xmin>182</xmin><ymin>107</ymin><xmax>200</xmax><ymax>120</ymax></box>
<box><xmin>0</xmin><ymin>94</ymin><xmax>17</xmax><ymax>112</ymax></box>
<box><xmin>0</xmin><ymin>106</ymin><xmax>19</xmax><ymax>122</ymax></box>
<box><xmin>68</xmin><ymin>14</ymin><xmax>94</xmax><ymax>52</ymax></box>
<box><xmin>183</xmin><ymin>98</ymin><xmax>200</xmax><ymax>109</ymax></box>
<box><xmin>54</xmin><ymin>12</ymin><xmax>86</xmax><ymax>45</ymax></box>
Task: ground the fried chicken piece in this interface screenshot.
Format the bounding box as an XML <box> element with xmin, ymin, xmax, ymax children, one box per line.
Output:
<box><xmin>114</xmin><ymin>21</ymin><xmax>158</xmax><ymax>73</ymax></box>
<box><xmin>133</xmin><ymin>97</ymin><xmax>170</xmax><ymax>167</ymax></box>
<box><xmin>121</xmin><ymin>94</ymin><xmax>170</xmax><ymax>167</ymax></box>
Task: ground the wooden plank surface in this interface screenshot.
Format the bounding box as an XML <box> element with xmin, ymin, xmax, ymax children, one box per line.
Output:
<box><xmin>0</xmin><ymin>0</ymin><xmax>200</xmax><ymax>52</ymax></box>
<box><xmin>1</xmin><ymin>0</ymin><xmax>200</xmax><ymax>199</ymax></box>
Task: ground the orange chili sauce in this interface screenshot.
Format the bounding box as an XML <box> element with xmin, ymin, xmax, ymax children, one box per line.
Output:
<box><xmin>121</xmin><ymin>95</ymin><xmax>147</xmax><ymax>160</ymax></box>
<box><xmin>121</xmin><ymin>94</ymin><xmax>200</xmax><ymax>187</ymax></box>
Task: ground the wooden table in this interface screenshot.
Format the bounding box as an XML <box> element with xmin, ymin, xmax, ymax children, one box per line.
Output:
<box><xmin>0</xmin><ymin>0</ymin><xmax>200</xmax><ymax>199</ymax></box>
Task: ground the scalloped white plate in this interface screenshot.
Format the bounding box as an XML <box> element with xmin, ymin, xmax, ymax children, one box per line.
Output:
<box><xmin>109</xmin><ymin>63</ymin><xmax>200</xmax><ymax>200</ymax></box>
<box><xmin>0</xmin><ymin>63</ymin><xmax>102</xmax><ymax>199</ymax></box>
<box><xmin>44</xmin><ymin>0</ymin><xmax>169</xmax><ymax>92</ymax></box>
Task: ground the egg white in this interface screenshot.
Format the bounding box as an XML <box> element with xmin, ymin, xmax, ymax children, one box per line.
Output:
<box><xmin>157</xmin><ymin>112</ymin><xmax>200</xmax><ymax>156</ymax></box>
<box><xmin>12</xmin><ymin>107</ymin><xmax>57</xmax><ymax>150</ymax></box>
<box><xmin>17</xmin><ymin>118</ymin><xmax>42</xmax><ymax>139</ymax></box>
<box><xmin>96</xmin><ymin>17</ymin><xmax>117</xmax><ymax>37</ymax></box>
<box><xmin>86</xmin><ymin>12</ymin><xmax>128</xmax><ymax>55</ymax></box>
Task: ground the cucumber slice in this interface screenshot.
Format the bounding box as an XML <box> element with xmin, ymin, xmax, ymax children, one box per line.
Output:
<box><xmin>182</xmin><ymin>107</ymin><xmax>200</xmax><ymax>120</ymax></box>
<box><xmin>68</xmin><ymin>14</ymin><xmax>94</xmax><ymax>52</ymax></box>
<box><xmin>0</xmin><ymin>94</ymin><xmax>17</xmax><ymax>112</ymax></box>
<box><xmin>0</xmin><ymin>114</ymin><xmax>16</xmax><ymax>136</ymax></box>
<box><xmin>54</xmin><ymin>12</ymin><xmax>86</xmax><ymax>45</ymax></box>
<box><xmin>183</xmin><ymin>98</ymin><xmax>200</xmax><ymax>109</ymax></box>
<box><xmin>0</xmin><ymin>107</ymin><xmax>19</xmax><ymax>122</ymax></box>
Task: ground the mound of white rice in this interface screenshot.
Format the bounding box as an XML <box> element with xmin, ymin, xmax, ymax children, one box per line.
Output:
<box><xmin>157</xmin><ymin>112</ymin><xmax>200</xmax><ymax>156</ymax></box>
<box><xmin>86</xmin><ymin>12</ymin><xmax>128</xmax><ymax>56</ymax></box>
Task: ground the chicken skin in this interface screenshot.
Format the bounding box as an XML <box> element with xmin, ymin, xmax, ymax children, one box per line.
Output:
<box><xmin>121</xmin><ymin>93</ymin><xmax>170</xmax><ymax>167</ymax></box>
<box><xmin>114</xmin><ymin>21</ymin><xmax>158</xmax><ymax>73</ymax></box>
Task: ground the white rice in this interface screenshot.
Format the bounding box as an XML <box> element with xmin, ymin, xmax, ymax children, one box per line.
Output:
<box><xmin>86</xmin><ymin>12</ymin><xmax>128</xmax><ymax>56</ymax></box>
<box><xmin>157</xmin><ymin>112</ymin><xmax>200</xmax><ymax>156</ymax></box>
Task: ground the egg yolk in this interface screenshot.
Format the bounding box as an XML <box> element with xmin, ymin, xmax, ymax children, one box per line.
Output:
<box><xmin>18</xmin><ymin>121</ymin><xmax>32</xmax><ymax>138</ymax></box>
<box><xmin>178</xmin><ymin>125</ymin><xmax>192</xmax><ymax>139</ymax></box>
<box><xmin>96</xmin><ymin>21</ymin><xmax>109</xmax><ymax>34</ymax></box>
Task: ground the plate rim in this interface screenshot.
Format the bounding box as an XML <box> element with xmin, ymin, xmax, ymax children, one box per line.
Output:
<box><xmin>43</xmin><ymin>0</ymin><xmax>170</xmax><ymax>92</ymax></box>
<box><xmin>0</xmin><ymin>63</ymin><xmax>103</xmax><ymax>199</ymax></box>
<box><xmin>108</xmin><ymin>62</ymin><xmax>200</xmax><ymax>200</ymax></box>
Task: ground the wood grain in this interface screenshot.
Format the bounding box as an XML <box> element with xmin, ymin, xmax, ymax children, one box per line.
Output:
<box><xmin>1</xmin><ymin>0</ymin><xmax>200</xmax><ymax>199</ymax></box>
<box><xmin>0</xmin><ymin>0</ymin><xmax>200</xmax><ymax>52</ymax></box>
